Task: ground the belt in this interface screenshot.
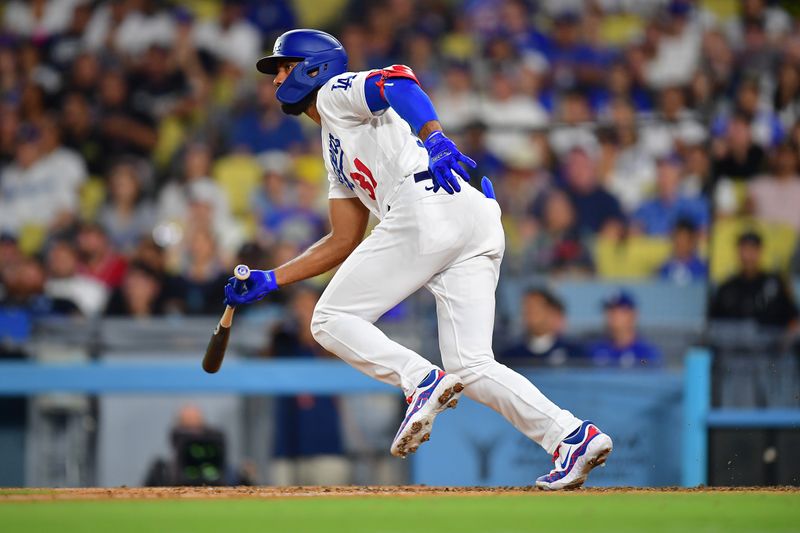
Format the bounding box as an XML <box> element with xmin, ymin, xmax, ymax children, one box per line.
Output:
<box><xmin>413</xmin><ymin>170</ymin><xmax>432</xmax><ymax>183</ymax></box>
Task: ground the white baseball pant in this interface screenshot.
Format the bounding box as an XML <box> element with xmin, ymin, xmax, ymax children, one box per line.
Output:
<box><xmin>310</xmin><ymin>177</ymin><xmax>581</xmax><ymax>454</ymax></box>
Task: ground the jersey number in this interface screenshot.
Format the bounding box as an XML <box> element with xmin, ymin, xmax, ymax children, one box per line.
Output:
<box><xmin>350</xmin><ymin>158</ymin><xmax>377</xmax><ymax>200</ymax></box>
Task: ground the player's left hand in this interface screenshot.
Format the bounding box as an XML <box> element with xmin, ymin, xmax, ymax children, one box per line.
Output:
<box><xmin>423</xmin><ymin>131</ymin><xmax>476</xmax><ymax>194</ymax></box>
<box><xmin>223</xmin><ymin>269</ymin><xmax>279</xmax><ymax>307</ymax></box>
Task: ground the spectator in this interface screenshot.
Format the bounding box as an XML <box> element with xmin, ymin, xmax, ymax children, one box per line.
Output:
<box><xmin>60</xmin><ymin>92</ymin><xmax>103</xmax><ymax>175</ymax></box>
<box><xmin>269</xmin><ymin>286</ymin><xmax>349</xmax><ymax>486</ymax></box>
<box><xmin>44</xmin><ymin>239</ymin><xmax>108</xmax><ymax>316</ymax></box>
<box><xmin>560</xmin><ymin>147</ymin><xmax>625</xmax><ymax>237</ymax></box>
<box><xmin>104</xmin><ymin>260</ymin><xmax>164</xmax><ymax>318</ymax></box>
<box><xmin>587</xmin><ymin>290</ymin><xmax>662</xmax><ymax>368</ymax></box>
<box><xmin>657</xmin><ymin>219</ymin><xmax>708</xmax><ymax>285</ymax></box>
<box><xmin>710</xmin><ymin>231</ymin><xmax>798</xmax><ymax>329</ymax></box>
<box><xmin>76</xmin><ymin>223</ymin><xmax>127</xmax><ymax>289</ymax></box>
<box><xmin>0</xmin><ymin>123</ymin><xmax>79</xmax><ymax>236</ymax></box>
<box><xmin>548</xmin><ymin>91</ymin><xmax>597</xmax><ymax>157</ymax></box>
<box><xmin>97</xmin><ymin>161</ymin><xmax>156</xmax><ymax>254</ymax></box>
<box><xmin>84</xmin><ymin>0</ymin><xmax>174</xmax><ymax>59</ymax></box>
<box><xmin>500</xmin><ymin>288</ymin><xmax>584</xmax><ymax>366</ymax></box>
<box><xmin>640</xmin><ymin>86</ymin><xmax>706</xmax><ymax>158</ymax></box>
<box><xmin>522</xmin><ymin>190</ymin><xmax>593</xmax><ymax>277</ymax></box>
<box><xmin>748</xmin><ymin>143</ymin><xmax>800</xmax><ymax>231</ymax></box>
<box><xmin>261</xmin><ymin>177</ymin><xmax>327</xmax><ymax>249</ymax></box>
<box><xmin>432</xmin><ymin>62</ymin><xmax>480</xmax><ymax>132</ymax></box>
<box><xmin>774</xmin><ymin>62</ymin><xmax>800</xmax><ymax>131</ymax></box>
<box><xmin>96</xmin><ymin>69</ymin><xmax>158</xmax><ymax>164</ymax></box>
<box><xmin>172</xmin><ymin>229</ymin><xmax>229</xmax><ymax>316</ymax></box>
<box><xmin>2</xmin><ymin>0</ymin><xmax>76</xmax><ymax>40</ymax></box>
<box><xmin>156</xmin><ymin>142</ymin><xmax>242</xmax><ymax>260</ymax></box>
<box><xmin>47</xmin><ymin>1</ymin><xmax>94</xmax><ymax>69</ymax></box>
<box><xmin>228</xmin><ymin>77</ymin><xmax>306</xmax><ymax>154</ymax></box>
<box><xmin>35</xmin><ymin>114</ymin><xmax>87</xmax><ymax>199</ymax></box>
<box><xmin>643</xmin><ymin>1</ymin><xmax>702</xmax><ymax>89</ymax></box>
<box><xmin>457</xmin><ymin>122</ymin><xmax>505</xmax><ymax>184</ymax></box>
<box><xmin>632</xmin><ymin>155</ymin><xmax>709</xmax><ymax>236</ymax></box>
<box><xmin>712</xmin><ymin>112</ymin><xmax>767</xmax><ymax>181</ymax></box>
<box><xmin>603</xmin><ymin>99</ymin><xmax>657</xmax><ymax>212</ymax></box>
<box><xmin>158</xmin><ymin>143</ymin><xmax>234</xmax><ymax>232</ymax></box>
<box><xmin>193</xmin><ymin>0</ymin><xmax>261</xmax><ymax>72</ymax></box>
<box><xmin>730</xmin><ymin>78</ymin><xmax>783</xmax><ymax>148</ymax></box>
<box><xmin>0</xmin><ymin>255</ymin><xmax>81</xmax><ymax>316</ymax></box>
<box><xmin>127</xmin><ymin>44</ymin><xmax>195</xmax><ymax>123</ymax></box>
<box><xmin>480</xmin><ymin>71</ymin><xmax>548</xmax><ymax>163</ymax></box>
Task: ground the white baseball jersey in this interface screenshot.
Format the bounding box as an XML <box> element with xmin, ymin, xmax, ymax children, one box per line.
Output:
<box><xmin>309</xmin><ymin>68</ymin><xmax>582</xmax><ymax>457</ymax></box>
<box><xmin>316</xmin><ymin>70</ymin><xmax>430</xmax><ymax>219</ymax></box>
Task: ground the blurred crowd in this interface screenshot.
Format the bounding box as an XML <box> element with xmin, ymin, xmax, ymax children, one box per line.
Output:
<box><xmin>0</xmin><ymin>0</ymin><xmax>799</xmax><ymax>341</ymax></box>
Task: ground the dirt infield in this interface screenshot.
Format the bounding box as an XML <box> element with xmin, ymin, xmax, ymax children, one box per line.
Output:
<box><xmin>1</xmin><ymin>485</ymin><xmax>797</xmax><ymax>501</ymax></box>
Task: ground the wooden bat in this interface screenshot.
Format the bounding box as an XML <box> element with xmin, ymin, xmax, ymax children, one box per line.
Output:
<box><xmin>202</xmin><ymin>264</ymin><xmax>250</xmax><ymax>374</ymax></box>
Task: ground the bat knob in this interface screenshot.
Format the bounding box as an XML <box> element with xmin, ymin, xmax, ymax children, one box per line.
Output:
<box><xmin>234</xmin><ymin>264</ymin><xmax>251</xmax><ymax>281</ymax></box>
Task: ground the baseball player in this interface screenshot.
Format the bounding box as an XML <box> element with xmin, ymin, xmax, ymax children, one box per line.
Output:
<box><xmin>225</xmin><ymin>29</ymin><xmax>612</xmax><ymax>490</ymax></box>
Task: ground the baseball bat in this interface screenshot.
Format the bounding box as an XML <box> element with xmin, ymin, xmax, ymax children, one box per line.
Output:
<box><xmin>202</xmin><ymin>264</ymin><xmax>250</xmax><ymax>374</ymax></box>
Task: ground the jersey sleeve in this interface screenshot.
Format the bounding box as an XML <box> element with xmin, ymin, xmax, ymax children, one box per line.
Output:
<box><xmin>317</xmin><ymin>66</ymin><xmax>421</xmax><ymax>122</ymax></box>
<box><xmin>327</xmin><ymin>172</ymin><xmax>358</xmax><ymax>200</ymax></box>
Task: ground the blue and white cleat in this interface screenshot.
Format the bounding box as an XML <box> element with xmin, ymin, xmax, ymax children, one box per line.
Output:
<box><xmin>535</xmin><ymin>420</ymin><xmax>613</xmax><ymax>490</ymax></box>
<box><xmin>390</xmin><ymin>369</ymin><xmax>464</xmax><ymax>458</ymax></box>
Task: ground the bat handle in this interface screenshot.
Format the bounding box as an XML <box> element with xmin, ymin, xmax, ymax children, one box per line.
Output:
<box><xmin>222</xmin><ymin>264</ymin><xmax>250</xmax><ymax>328</ymax></box>
<box><xmin>220</xmin><ymin>305</ymin><xmax>236</xmax><ymax>328</ymax></box>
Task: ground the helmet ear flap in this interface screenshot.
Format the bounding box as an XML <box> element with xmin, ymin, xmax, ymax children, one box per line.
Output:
<box><xmin>275</xmin><ymin>50</ymin><xmax>347</xmax><ymax>104</ymax></box>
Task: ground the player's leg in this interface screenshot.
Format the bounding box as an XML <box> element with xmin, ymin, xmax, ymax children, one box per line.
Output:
<box><xmin>427</xmin><ymin>257</ymin><xmax>613</xmax><ymax>489</ymax></box>
<box><xmin>310</xmin><ymin>223</ymin><xmax>435</xmax><ymax>394</ymax></box>
<box><xmin>426</xmin><ymin>255</ymin><xmax>581</xmax><ymax>453</ymax></box>
<box><xmin>310</xmin><ymin>193</ymin><xmax>466</xmax><ymax>457</ymax></box>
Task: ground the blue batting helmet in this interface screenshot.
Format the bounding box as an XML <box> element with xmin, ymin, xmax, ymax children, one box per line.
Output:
<box><xmin>256</xmin><ymin>29</ymin><xmax>348</xmax><ymax>105</ymax></box>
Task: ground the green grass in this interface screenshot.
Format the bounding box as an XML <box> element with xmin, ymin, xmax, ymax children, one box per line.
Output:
<box><xmin>0</xmin><ymin>492</ymin><xmax>797</xmax><ymax>533</ymax></box>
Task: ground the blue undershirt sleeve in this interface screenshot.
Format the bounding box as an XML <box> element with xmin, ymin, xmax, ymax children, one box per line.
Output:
<box><xmin>364</xmin><ymin>77</ymin><xmax>438</xmax><ymax>135</ymax></box>
<box><xmin>364</xmin><ymin>75</ymin><xmax>389</xmax><ymax>113</ymax></box>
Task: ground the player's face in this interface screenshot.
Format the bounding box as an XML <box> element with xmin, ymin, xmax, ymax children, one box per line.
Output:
<box><xmin>273</xmin><ymin>60</ymin><xmax>313</xmax><ymax>116</ymax></box>
<box><xmin>273</xmin><ymin>61</ymin><xmax>299</xmax><ymax>88</ymax></box>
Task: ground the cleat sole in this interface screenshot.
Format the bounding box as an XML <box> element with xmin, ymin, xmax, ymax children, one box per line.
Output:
<box><xmin>390</xmin><ymin>375</ymin><xmax>465</xmax><ymax>458</ymax></box>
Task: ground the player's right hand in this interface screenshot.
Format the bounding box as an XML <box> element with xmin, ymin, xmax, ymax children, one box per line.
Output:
<box><xmin>423</xmin><ymin>131</ymin><xmax>476</xmax><ymax>194</ymax></box>
<box><xmin>223</xmin><ymin>269</ymin><xmax>279</xmax><ymax>307</ymax></box>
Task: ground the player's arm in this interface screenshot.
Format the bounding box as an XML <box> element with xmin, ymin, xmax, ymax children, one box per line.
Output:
<box><xmin>223</xmin><ymin>198</ymin><xmax>369</xmax><ymax>306</ymax></box>
<box><xmin>364</xmin><ymin>66</ymin><xmax>476</xmax><ymax>194</ymax></box>
<box><xmin>272</xmin><ymin>198</ymin><xmax>369</xmax><ymax>286</ymax></box>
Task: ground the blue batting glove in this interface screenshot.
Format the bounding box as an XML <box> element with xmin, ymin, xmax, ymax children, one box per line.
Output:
<box><xmin>423</xmin><ymin>131</ymin><xmax>477</xmax><ymax>194</ymax></box>
<box><xmin>223</xmin><ymin>269</ymin><xmax>279</xmax><ymax>307</ymax></box>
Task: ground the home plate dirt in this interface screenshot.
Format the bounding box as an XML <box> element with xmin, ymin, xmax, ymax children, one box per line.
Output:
<box><xmin>2</xmin><ymin>486</ymin><xmax>796</xmax><ymax>501</ymax></box>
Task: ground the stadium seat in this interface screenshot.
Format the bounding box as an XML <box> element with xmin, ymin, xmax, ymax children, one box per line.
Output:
<box><xmin>594</xmin><ymin>236</ymin><xmax>672</xmax><ymax>279</ymax></box>
<box><xmin>18</xmin><ymin>224</ymin><xmax>48</xmax><ymax>255</ymax></box>
<box><xmin>212</xmin><ymin>154</ymin><xmax>262</xmax><ymax>217</ymax></box>
<box><xmin>79</xmin><ymin>178</ymin><xmax>106</xmax><ymax>221</ymax></box>
<box><xmin>153</xmin><ymin>117</ymin><xmax>186</xmax><ymax>171</ymax></box>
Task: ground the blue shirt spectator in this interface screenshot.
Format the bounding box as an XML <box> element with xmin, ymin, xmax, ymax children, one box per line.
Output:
<box><xmin>561</xmin><ymin>147</ymin><xmax>626</xmax><ymax>235</ymax></box>
<box><xmin>228</xmin><ymin>78</ymin><xmax>306</xmax><ymax>153</ymax></box>
<box><xmin>229</xmin><ymin>111</ymin><xmax>306</xmax><ymax>153</ymax></box>
<box><xmin>587</xmin><ymin>338</ymin><xmax>662</xmax><ymax>368</ymax></box>
<box><xmin>633</xmin><ymin>155</ymin><xmax>709</xmax><ymax>236</ymax></box>
<box><xmin>587</xmin><ymin>290</ymin><xmax>662</xmax><ymax>368</ymax></box>
<box><xmin>658</xmin><ymin>256</ymin><xmax>708</xmax><ymax>285</ymax></box>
